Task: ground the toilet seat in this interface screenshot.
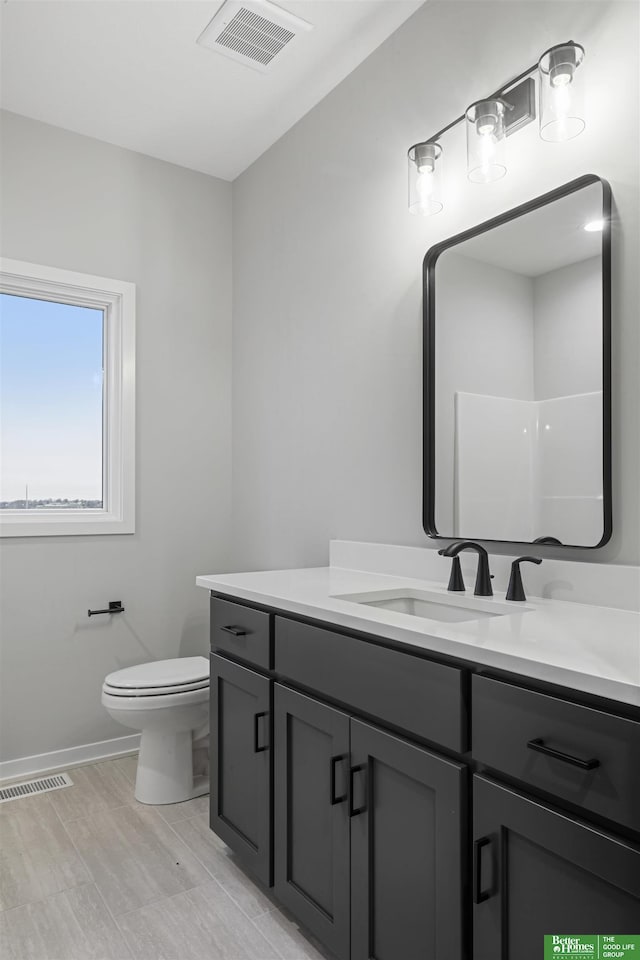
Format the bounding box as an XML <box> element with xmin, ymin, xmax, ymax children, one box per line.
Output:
<box><xmin>104</xmin><ymin>656</ymin><xmax>209</xmax><ymax>697</ymax></box>
<box><xmin>102</xmin><ymin>684</ymin><xmax>209</xmax><ymax>711</ymax></box>
<box><xmin>103</xmin><ymin>677</ymin><xmax>209</xmax><ymax>697</ymax></box>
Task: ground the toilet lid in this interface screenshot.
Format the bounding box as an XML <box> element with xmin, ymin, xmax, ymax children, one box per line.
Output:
<box><xmin>104</xmin><ymin>656</ymin><xmax>209</xmax><ymax>690</ymax></box>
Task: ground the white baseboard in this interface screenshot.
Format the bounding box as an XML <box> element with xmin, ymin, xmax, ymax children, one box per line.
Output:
<box><xmin>0</xmin><ymin>734</ymin><xmax>141</xmax><ymax>784</ymax></box>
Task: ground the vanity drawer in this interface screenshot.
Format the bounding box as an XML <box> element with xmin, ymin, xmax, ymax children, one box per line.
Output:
<box><xmin>210</xmin><ymin>597</ymin><xmax>271</xmax><ymax>670</ymax></box>
<box><xmin>473</xmin><ymin>675</ymin><xmax>640</xmax><ymax>833</ymax></box>
<box><xmin>275</xmin><ymin>617</ymin><xmax>466</xmax><ymax>753</ymax></box>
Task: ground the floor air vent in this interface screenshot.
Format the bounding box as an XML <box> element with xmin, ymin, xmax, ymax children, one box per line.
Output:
<box><xmin>0</xmin><ymin>772</ymin><xmax>73</xmax><ymax>804</ymax></box>
<box><xmin>197</xmin><ymin>0</ymin><xmax>312</xmax><ymax>72</ymax></box>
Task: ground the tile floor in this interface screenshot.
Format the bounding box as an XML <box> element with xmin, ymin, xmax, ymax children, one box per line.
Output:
<box><xmin>0</xmin><ymin>756</ymin><xmax>332</xmax><ymax>960</ymax></box>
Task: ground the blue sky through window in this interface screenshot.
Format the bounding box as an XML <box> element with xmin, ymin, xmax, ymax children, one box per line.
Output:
<box><xmin>0</xmin><ymin>293</ymin><xmax>104</xmax><ymax>506</ymax></box>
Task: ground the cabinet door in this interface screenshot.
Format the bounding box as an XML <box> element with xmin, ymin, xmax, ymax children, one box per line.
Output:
<box><xmin>473</xmin><ymin>775</ymin><xmax>640</xmax><ymax>960</ymax></box>
<box><xmin>210</xmin><ymin>654</ymin><xmax>271</xmax><ymax>886</ymax></box>
<box><xmin>350</xmin><ymin>719</ymin><xmax>465</xmax><ymax>960</ymax></box>
<box><xmin>274</xmin><ymin>684</ymin><xmax>351</xmax><ymax>960</ymax></box>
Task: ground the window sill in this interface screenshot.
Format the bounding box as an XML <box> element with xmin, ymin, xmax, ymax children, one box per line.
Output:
<box><xmin>0</xmin><ymin>509</ymin><xmax>135</xmax><ymax>538</ymax></box>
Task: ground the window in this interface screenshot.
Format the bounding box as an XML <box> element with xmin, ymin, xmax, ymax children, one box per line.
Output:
<box><xmin>0</xmin><ymin>259</ymin><xmax>135</xmax><ymax>536</ymax></box>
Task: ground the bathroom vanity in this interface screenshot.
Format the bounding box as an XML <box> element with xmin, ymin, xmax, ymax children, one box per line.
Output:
<box><xmin>198</xmin><ymin>175</ymin><xmax>633</xmax><ymax>956</ymax></box>
<box><xmin>193</xmin><ymin>130</ymin><xmax>634</xmax><ymax>960</ymax></box>
<box><xmin>197</xmin><ymin>557</ymin><xmax>640</xmax><ymax>960</ymax></box>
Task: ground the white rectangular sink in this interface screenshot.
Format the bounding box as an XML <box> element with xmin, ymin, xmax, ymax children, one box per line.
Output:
<box><xmin>334</xmin><ymin>588</ymin><xmax>521</xmax><ymax>624</ymax></box>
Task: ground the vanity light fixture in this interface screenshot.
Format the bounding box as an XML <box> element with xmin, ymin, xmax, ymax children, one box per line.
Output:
<box><xmin>408</xmin><ymin>41</ymin><xmax>585</xmax><ymax>215</ymax></box>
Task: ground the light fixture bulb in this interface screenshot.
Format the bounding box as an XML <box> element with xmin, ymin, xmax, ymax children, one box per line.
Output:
<box><xmin>551</xmin><ymin>69</ymin><xmax>572</xmax><ymax>87</ymax></box>
<box><xmin>584</xmin><ymin>219</ymin><xmax>604</xmax><ymax>232</ymax></box>
<box><xmin>466</xmin><ymin>99</ymin><xmax>507</xmax><ymax>183</ymax></box>
<box><xmin>549</xmin><ymin>82</ymin><xmax>571</xmax><ymax>138</ymax></box>
<box><xmin>416</xmin><ymin>169</ymin><xmax>435</xmax><ymax>199</ymax></box>
<box><xmin>407</xmin><ymin>141</ymin><xmax>443</xmax><ymax>215</ymax></box>
<box><xmin>475</xmin><ymin>111</ymin><xmax>498</xmax><ymax>137</ymax></box>
<box><xmin>479</xmin><ymin>133</ymin><xmax>497</xmax><ymax>171</ymax></box>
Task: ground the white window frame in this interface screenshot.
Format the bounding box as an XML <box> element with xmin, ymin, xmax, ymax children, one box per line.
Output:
<box><xmin>0</xmin><ymin>258</ymin><xmax>135</xmax><ymax>537</ymax></box>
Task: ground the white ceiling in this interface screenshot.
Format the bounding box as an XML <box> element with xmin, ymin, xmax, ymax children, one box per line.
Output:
<box><xmin>448</xmin><ymin>183</ymin><xmax>604</xmax><ymax>277</ymax></box>
<box><xmin>0</xmin><ymin>0</ymin><xmax>424</xmax><ymax>181</ymax></box>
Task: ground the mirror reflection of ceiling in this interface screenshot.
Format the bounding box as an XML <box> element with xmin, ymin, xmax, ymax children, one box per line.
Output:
<box><xmin>453</xmin><ymin>183</ymin><xmax>603</xmax><ymax>277</ymax></box>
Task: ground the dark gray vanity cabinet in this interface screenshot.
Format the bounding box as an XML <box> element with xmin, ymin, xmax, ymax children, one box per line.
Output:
<box><xmin>472</xmin><ymin>674</ymin><xmax>640</xmax><ymax>954</ymax></box>
<box><xmin>273</xmin><ymin>685</ymin><xmax>351</xmax><ymax>960</ymax></box>
<box><xmin>209</xmin><ymin>595</ymin><xmax>640</xmax><ymax>960</ymax></box>
<box><xmin>473</xmin><ymin>675</ymin><xmax>640</xmax><ymax>833</ymax></box>
<box><xmin>473</xmin><ymin>775</ymin><xmax>640</xmax><ymax>960</ymax></box>
<box><xmin>209</xmin><ymin>654</ymin><xmax>272</xmax><ymax>886</ymax></box>
<box><xmin>350</xmin><ymin>719</ymin><xmax>465</xmax><ymax>960</ymax></box>
<box><xmin>275</xmin><ymin>615</ymin><xmax>466</xmax><ymax>753</ymax></box>
<box><xmin>210</xmin><ymin>597</ymin><xmax>272</xmax><ymax>670</ymax></box>
<box><xmin>273</xmin><ymin>684</ymin><xmax>465</xmax><ymax>960</ymax></box>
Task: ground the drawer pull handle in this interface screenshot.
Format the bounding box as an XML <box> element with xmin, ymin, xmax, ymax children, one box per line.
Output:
<box><xmin>349</xmin><ymin>764</ymin><xmax>367</xmax><ymax>817</ymax></box>
<box><xmin>254</xmin><ymin>712</ymin><xmax>269</xmax><ymax>753</ymax></box>
<box><xmin>527</xmin><ymin>738</ymin><xmax>600</xmax><ymax>771</ymax></box>
<box><xmin>330</xmin><ymin>755</ymin><xmax>348</xmax><ymax>805</ymax></box>
<box><xmin>220</xmin><ymin>625</ymin><xmax>247</xmax><ymax>637</ymax></box>
<box><xmin>473</xmin><ymin>836</ymin><xmax>494</xmax><ymax>903</ymax></box>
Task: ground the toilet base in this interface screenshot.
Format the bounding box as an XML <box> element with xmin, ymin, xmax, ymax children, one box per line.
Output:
<box><xmin>134</xmin><ymin>729</ymin><xmax>208</xmax><ymax>805</ymax></box>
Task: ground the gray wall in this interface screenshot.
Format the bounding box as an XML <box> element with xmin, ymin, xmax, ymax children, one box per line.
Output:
<box><xmin>0</xmin><ymin>112</ymin><xmax>233</xmax><ymax>762</ymax></box>
<box><xmin>435</xmin><ymin>253</ymin><xmax>535</xmax><ymax>533</ymax></box>
<box><xmin>232</xmin><ymin>0</ymin><xmax>640</xmax><ymax>569</ymax></box>
<box><xmin>534</xmin><ymin>257</ymin><xmax>602</xmax><ymax>399</ymax></box>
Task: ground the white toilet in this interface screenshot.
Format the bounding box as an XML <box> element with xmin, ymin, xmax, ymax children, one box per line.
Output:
<box><xmin>102</xmin><ymin>656</ymin><xmax>209</xmax><ymax>805</ymax></box>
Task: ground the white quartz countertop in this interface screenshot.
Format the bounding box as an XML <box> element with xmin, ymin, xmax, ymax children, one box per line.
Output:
<box><xmin>196</xmin><ymin>566</ymin><xmax>640</xmax><ymax>708</ymax></box>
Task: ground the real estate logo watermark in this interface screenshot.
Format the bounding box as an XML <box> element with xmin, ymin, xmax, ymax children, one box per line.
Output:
<box><xmin>544</xmin><ymin>936</ymin><xmax>640</xmax><ymax>959</ymax></box>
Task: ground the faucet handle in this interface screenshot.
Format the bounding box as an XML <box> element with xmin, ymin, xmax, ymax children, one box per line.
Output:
<box><xmin>438</xmin><ymin>547</ymin><xmax>466</xmax><ymax>591</ymax></box>
<box><xmin>448</xmin><ymin>556</ymin><xmax>465</xmax><ymax>592</ymax></box>
<box><xmin>506</xmin><ymin>556</ymin><xmax>542</xmax><ymax>602</ymax></box>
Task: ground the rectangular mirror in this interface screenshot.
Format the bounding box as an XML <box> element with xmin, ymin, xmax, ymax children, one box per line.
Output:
<box><xmin>424</xmin><ymin>175</ymin><xmax>611</xmax><ymax>549</ymax></box>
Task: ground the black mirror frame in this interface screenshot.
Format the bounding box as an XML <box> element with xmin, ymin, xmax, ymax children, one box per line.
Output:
<box><xmin>423</xmin><ymin>173</ymin><xmax>612</xmax><ymax>550</ymax></box>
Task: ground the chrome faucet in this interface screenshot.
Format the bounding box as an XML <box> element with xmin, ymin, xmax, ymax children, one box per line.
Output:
<box><xmin>438</xmin><ymin>541</ymin><xmax>493</xmax><ymax>597</ymax></box>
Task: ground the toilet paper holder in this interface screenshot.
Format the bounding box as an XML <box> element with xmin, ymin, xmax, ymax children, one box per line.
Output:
<box><xmin>88</xmin><ymin>600</ymin><xmax>125</xmax><ymax>617</ymax></box>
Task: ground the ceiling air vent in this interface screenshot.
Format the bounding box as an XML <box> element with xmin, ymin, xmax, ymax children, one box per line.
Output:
<box><xmin>197</xmin><ymin>0</ymin><xmax>313</xmax><ymax>72</ymax></box>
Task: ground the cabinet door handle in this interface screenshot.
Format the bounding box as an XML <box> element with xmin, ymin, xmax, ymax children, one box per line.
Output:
<box><xmin>473</xmin><ymin>836</ymin><xmax>493</xmax><ymax>904</ymax></box>
<box><xmin>349</xmin><ymin>764</ymin><xmax>367</xmax><ymax>817</ymax></box>
<box><xmin>330</xmin><ymin>755</ymin><xmax>348</xmax><ymax>805</ymax></box>
<box><xmin>527</xmin><ymin>737</ymin><xmax>600</xmax><ymax>771</ymax></box>
<box><xmin>254</xmin><ymin>712</ymin><xmax>269</xmax><ymax>753</ymax></box>
<box><xmin>220</xmin><ymin>625</ymin><xmax>247</xmax><ymax>637</ymax></box>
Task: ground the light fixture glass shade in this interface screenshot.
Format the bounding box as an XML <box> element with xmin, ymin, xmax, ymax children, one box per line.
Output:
<box><xmin>538</xmin><ymin>42</ymin><xmax>585</xmax><ymax>142</ymax></box>
<box><xmin>465</xmin><ymin>99</ymin><xmax>507</xmax><ymax>183</ymax></box>
<box><xmin>408</xmin><ymin>142</ymin><xmax>443</xmax><ymax>215</ymax></box>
